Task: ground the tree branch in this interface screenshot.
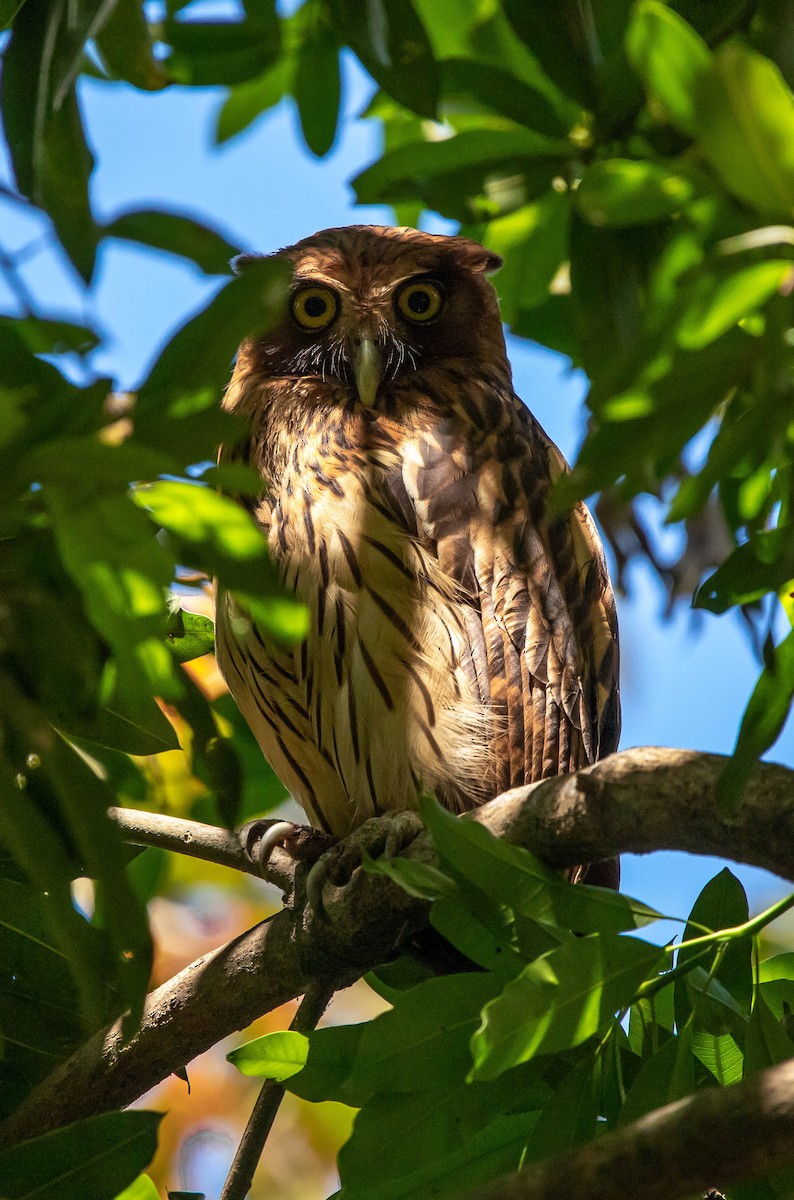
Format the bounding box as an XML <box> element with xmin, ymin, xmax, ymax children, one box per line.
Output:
<box><xmin>3</xmin><ymin>747</ymin><xmax>794</xmax><ymax>1150</ymax></box>
<box><xmin>459</xmin><ymin>1058</ymin><xmax>794</xmax><ymax>1200</ymax></box>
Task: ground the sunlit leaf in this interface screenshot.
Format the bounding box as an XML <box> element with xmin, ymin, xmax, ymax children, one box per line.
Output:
<box><xmin>692</xmin><ymin>1031</ymin><xmax>744</xmax><ymax>1084</ymax></box>
<box><xmin>471</xmin><ymin>935</ymin><xmax>663</xmax><ymax>1080</ymax></box>
<box><xmin>677</xmin><ymin>261</ymin><xmax>791</xmax><ymax>350</ymax></box>
<box><xmin>694</xmin><ymin>41</ymin><xmax>794</xmax><ymax>216</ymax></box>
<box><xmin>165</xmin><ymin>609</ymin><xmax>216</xmax><ymax>663</ymax></box>
<box><xmin>626</xmin><ymin>1</ymin><xmax>711</xmax><ymax>136</ymax></box>
<box><xmin>577</xmin><ymin>159</ymin><xmax>694</xmax><ymax>227</ymax></box>
<box><xmin>112</xmin><ymin>1176</ymin><xmax>162</xmax><ymax>1200</ymax></box>
<box><xmin>228</xmin><ymin>1030</ymin><xmax>309</xmax><ymax>1080</ymax></box>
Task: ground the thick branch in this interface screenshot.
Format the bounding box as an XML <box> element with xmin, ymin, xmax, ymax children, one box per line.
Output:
<box><xmin>4</xmin><ymin>747</ymin><xmax>794</xmax><ymax>1149</ymax></box>
<box><xmin>460</xmin><ymin>1058</ymin><xmax>794</xmax><ymax>1200</ymax></box>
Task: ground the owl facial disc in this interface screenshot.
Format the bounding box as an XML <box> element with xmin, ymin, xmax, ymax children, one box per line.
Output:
<box><xmin>353</xmin><ymin>336</ymin><xmax>380</xmax><ymax>407</ymax></box>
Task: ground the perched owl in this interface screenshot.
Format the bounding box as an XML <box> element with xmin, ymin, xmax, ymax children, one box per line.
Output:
<box><xmin>216</xmin><ymin>225</ymin><xmax>620</xmax><ymax>887</ymax></box>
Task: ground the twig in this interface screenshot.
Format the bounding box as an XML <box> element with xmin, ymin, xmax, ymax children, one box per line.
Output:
<box><xmin>220</xmin><ymin>983</ymin><xmax>333</xmax><ymax>1200</ymax></box>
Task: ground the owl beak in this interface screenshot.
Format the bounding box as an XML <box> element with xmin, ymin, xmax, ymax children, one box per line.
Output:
<box><xmin>353</xmin><ymin>337</ymin><xmax>381</xmax><ymax>408</ymax></box>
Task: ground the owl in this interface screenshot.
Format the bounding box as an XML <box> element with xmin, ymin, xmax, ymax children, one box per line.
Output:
<box><xmin>215</xmin><ymin>225</ymin><xmax>620</xmax><ymax>888</ymax></box>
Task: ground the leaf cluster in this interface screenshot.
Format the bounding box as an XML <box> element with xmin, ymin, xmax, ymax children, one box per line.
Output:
<box><xmin>229</xmin><ymin>801</ymin><xmax>794</xmax><ymax>1200</ymax></box>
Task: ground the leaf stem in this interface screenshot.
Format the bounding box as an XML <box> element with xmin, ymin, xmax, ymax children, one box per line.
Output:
<box><xmin>671</xmin><ymin>890</ymin><xmax>794</xmax><ymax>954</ymax></box>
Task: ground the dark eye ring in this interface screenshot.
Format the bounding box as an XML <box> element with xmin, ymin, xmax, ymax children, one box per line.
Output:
<box><xmin>395</xmin><ymin>279</ymin><xmax>444</xmax><ymax>323</ymax></box>
<box><xmin>292</xmin><ymin>285</ymin><xmax>339</xmax><ymax>330</ymax></box>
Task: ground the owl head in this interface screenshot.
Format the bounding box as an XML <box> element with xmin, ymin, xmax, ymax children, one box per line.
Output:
<box><xmin>234</xmin><ymin>225</ymin><xmax>505</xmax><ymax>409</ymax></box>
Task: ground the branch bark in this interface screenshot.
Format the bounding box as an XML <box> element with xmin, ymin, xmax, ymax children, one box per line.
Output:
<box><xmin>3</xmin><ymin>747</ymin><xmax>794</xmax><ymax>1151</ymax></box>
<box><xmin>460</xmin><ymin>1057</ymin><xmax>794</xmax><ymax>1200</ymax></box>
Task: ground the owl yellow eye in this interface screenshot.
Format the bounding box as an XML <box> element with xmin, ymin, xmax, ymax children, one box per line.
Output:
<box><xmin>291</xmin><ymin>286</ymin><xmax>339</xmax><ymax>330</ymax></box>
<box><xmin>396</xmin><ymin>280</ymin><xmax>444</xmax><ymax>323</ymax></box>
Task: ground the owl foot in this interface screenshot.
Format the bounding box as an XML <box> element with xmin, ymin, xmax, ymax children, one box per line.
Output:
<box><xmin>241</xmin><ymin>819</ymin><xmax>335</xmax><ymax>884</ymax></box>
<box><xmin>306</xmin><ymin>811</ymin><xmax>424</xmax><ymax>919</ymax></box>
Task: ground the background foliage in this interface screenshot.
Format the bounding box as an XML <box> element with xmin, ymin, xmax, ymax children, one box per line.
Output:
<box><xmin>1</xmin><ymin>0</ymin><xmax>794</xmax><ymax>1196</ymax></box>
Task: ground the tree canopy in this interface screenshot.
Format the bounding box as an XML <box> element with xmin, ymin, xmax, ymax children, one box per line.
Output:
<box><xmin>1</xmin><ymin>1</ymin><xmax>794</xmax><ymax>1198</ymax></box>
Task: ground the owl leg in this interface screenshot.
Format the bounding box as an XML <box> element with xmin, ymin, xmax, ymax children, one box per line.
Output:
<box><xmin>306</xmin><ymin>811</ymin><xmax>424</xmax><ymax>918</ymax></box>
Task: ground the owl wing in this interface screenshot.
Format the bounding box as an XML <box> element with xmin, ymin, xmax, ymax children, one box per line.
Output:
<box><xmin>394</xmin><ymin>396</ymin><xmax>620</xmax><ymax>796</ymax></box>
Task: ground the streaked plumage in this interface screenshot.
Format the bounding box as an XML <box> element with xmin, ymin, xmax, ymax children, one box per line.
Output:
<box><xmin>215</xmin><ymin>225</ymin><xmax>620</xmax><ymax>879</ymax></box>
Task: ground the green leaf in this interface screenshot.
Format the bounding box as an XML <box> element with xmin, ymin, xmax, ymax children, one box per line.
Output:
<box><xmin>619</xmin><ymin>1027</ymin><xmax>696</xmax><ymax>1126</ymax></box>
<box><xmin>338</xmin><ymin>1063</ymin><xmax>549</xmax><ymax>1196</ymax></box>
<box><xmin>328</xmin><ymin>0</ymin><xmax>438</xmax><ymax>118</ymax></box>
<box><xmin>684</xmin><ymin>966</ymin><xmax>750</xmax><ymax>1038</ymax></box>
<box><xmin>626</xmin><ymin>0</ymin><xmax>712</xmax><ymax>136</ymax></box>
<box><xmin>134</xmin><ymin>256</ymin><xmax>289</xmax><ymax>417</ymax></box>
<box><xmin>163</xmin><ymin>11</ymin><xmax>281</xmax><ymax>85</ymax></box>
<box><xmin>430</xmin><ymin>889</ymin><xmax>528</xmax><ymax>976</ymax></box>
<box><xmin>695</xmin><ymin>524</ymin><xmax>794</xmax><ymax>614</ymax></box>
<box><xmin>0</xmin><ymin>877</ymin><xmax>83</xmax><ymax>1119</ymax></box>
<box><xmin>362</xmin><ymin>853</ymin><xmax>457</xmax><ymax>900</ymax></box>
<box><xmin>759</xmin><ymin>952</ymin><xmax>794</xmax><ymax>1020</ymax></box>
<box><xmin>0</xmin><ymin>0</ymin><xmax>98</xmax><ymax>280</ymax></box>
<box><xmin>7</xmin><ymin>317</ymin><xmax>100</xmax><ymax>357</ymax></box>
<box><xmin>284</xmin><ymin>1023</ymin><xmax>366</xmax><ymax>1105</ymax></box>
<box><xmin>338</xmin><ymin>1113</ymin><xmax>533</xmax><ymax>1200</ymax></box>
<box><xmin>674</xmin><ymin>868</ymin><xmax>751</xmax><ymax>1034</ymax></box>
<box><xmin>112</xmin><ymin>1176</ymin><xmax>162</xmax><ymax>1200</ymax></box>
<box><xmin>438</xmin><ymin>59</ymin><xmax>570</xmax><ymax>138</ymax></box>
<box><xmin>521</xmin><ymin>1059</ymin><xmax>599</xmax><ymax>1161</ymax></box>
<box><xmin>471</xmin><ymin>935</ymin><xmax>663</xmax><ymax>1081</ymax></box>
<box><xmin>576</xmin><ymin>160</ymin><xmax>694</xmax><ymax>227</ymax></box>
<box><xmin>166</xmin><ymin>609</ymin><xmax>216</xmax><ymax>663</ymax></box>
<box><xmin>348</xmin><ymin>973</ymin><xmax>498</xmax><ymax>1101</ymax></box>
<box><xmin>628</xmin><ymin>987</ymin><xmax>675</xmax><ymax>1059</ymax></box>
<box><xmin>420</xmin><ymin>796</ymin><xmax>662</xmax><ymax>935</ymax></box>
<box><xmin>0</xmin><ymin>1111</ymin><xmax>162</xmax><ymax>1200</ymax></box>
<box><xmin>692</xmin><ymin>1031</ymin><xmax>744</xmax><ymax>1084</ymax></box>
<box><xmin>720</xmin><ymin>629</ymin><xmax>794</xmax><ymax>808</ymax></box>
<box><xmin>228</xmin><ymin>1030</ymin><xmax>309</xmax><ymax>1081</ymax></box>
<box><xmin>694</xmin><ymin>41</ymin><xmax>794</xmax><ymax>216</ymax></box>
<box><xmin>215</xmin><ymin>58</ymin><xmax>295</xmax><ymax>144</ymax></box>
<box><xmin>480</xmin><ymin>191</ymin><xmax>571</xmax><ymax>320</ymax></box>
<box><xmin>745</xmin><ymin>993</ymin><xmax>794</xmax><ymax>1073</ymax></box>
<box><xmin>133</xmin><ymin>480</ymin><xmax>267</xmax><ymax>562</ymax></box>
<box><xmin>95</xmin><ymin>0</ymin><xmax>170</xmax><ymax>90</ymax></box>
<box><xmin>569</xmin><ymin>215</ymin><xmax>643</xmax><ymax>380</ymax></box>
<box><xmin>677</xmin><ymin>261</ymin><xmax>791</xmax><ymax>350</ymax></box>
<box><xmin>502</xmin><ymin>0</ymin><xmax>596</xmax><ymax>108</ymax></box>
<box><xmin>294</xmin><ymin>0</ymin><xmax>341</xmax><ymax>157</ymax></box>
<box><xmin>353</xmin><ymin>129</ymin><xmax>569</xmax><ymax>220</ymax></box>
<box><xmin>102</xmin><ymin>209</ymin><xmax>241</xmax><ymax>275</ymax></box>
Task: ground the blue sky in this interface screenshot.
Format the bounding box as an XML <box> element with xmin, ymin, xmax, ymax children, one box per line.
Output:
<box><xmin>1</xmin><ymin>49</ymin><xmax>792</xmax><ymax>931</ymax></box>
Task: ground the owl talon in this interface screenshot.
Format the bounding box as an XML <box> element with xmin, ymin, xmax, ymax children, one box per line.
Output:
<box><xmin>241</xmin><ymin>818</ymin><xmax>335</xmax><ymax>874</ymax></box>
<box><xmin>305</xmin><ymin>811</ymin><xmax>425</xmax><ymax>920</ymax></box>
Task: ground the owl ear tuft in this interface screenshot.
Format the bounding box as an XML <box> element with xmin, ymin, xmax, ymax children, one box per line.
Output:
<box><xmin>449</xmin><ymin>237</ymin><xmax>502</xmax><ymax>276</ymax></box>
